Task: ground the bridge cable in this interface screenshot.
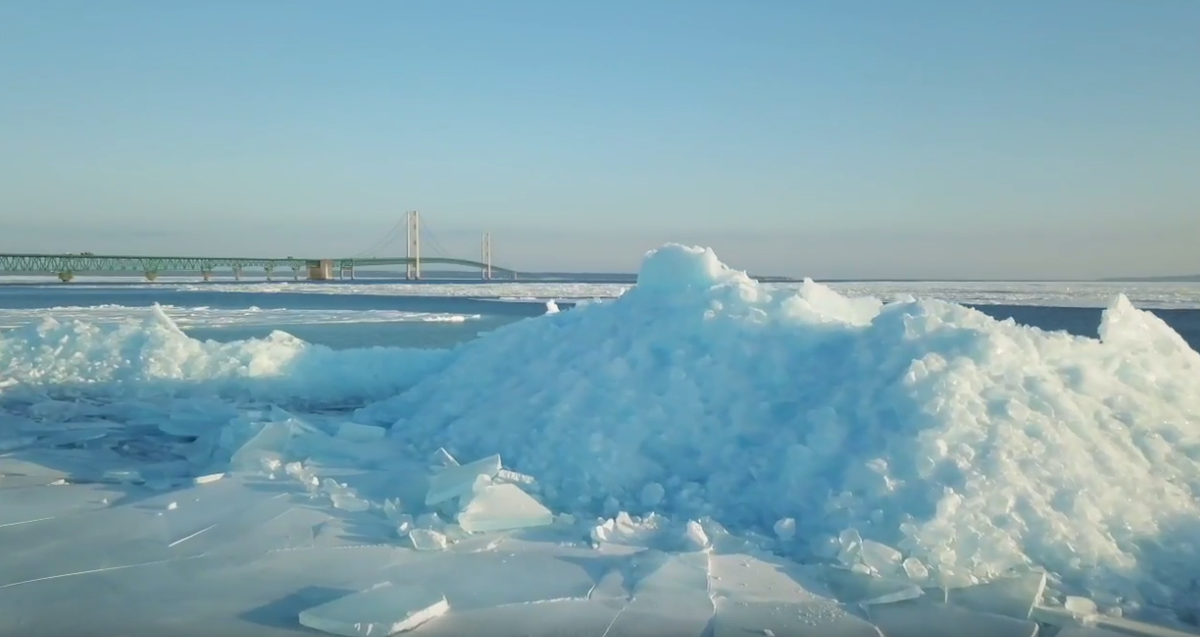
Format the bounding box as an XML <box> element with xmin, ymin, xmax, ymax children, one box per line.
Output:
<box><xmin>417</xmin><ymin>216</ymin><xmax>452</xmax><ymax>258</ymax></box>
<box><xmin>350</xmin><ymin>219</ymin><xmax>404</xmax><ymax>258</ymax></box>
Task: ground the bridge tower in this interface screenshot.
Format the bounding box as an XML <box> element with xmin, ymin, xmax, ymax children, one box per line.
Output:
<box><xmin>481</xmin><ymin>232</ymin><xmax>493</xmax><ymax>280</ymax></box>
<box><xmin>406</xmin><ymin>210</ymin><xmax>421</xmax><ymax>280</ymax></box>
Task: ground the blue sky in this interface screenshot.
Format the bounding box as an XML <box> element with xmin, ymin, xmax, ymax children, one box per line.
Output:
<box><xmin>1</xmin><ymin>0</ymin><xmax>1197</xmax><ymax>278</ymax></box>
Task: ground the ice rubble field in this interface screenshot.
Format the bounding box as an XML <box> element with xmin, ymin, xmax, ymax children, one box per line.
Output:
<box><xmin>2</xmin><ymin>244</ymin><xmax>1200</xmax><ymax>636</ymax></box>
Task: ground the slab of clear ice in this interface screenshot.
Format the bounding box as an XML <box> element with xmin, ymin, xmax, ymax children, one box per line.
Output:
<box><xmin>456</xmin><ymin>482</ymin><xmax>553</xmax><ymax>533</ymax></box>
<box><xmin>298</xmin><ymin>583</ymin><xmax>449</xmax><ymax>636</ymax></box>
<box><xmin>424</xmin><ymin>454</ymin><xmax>501</xmax><ymax>505</ymax></box>
<box><xmin>859</xmin><ymin>539</ymin><xmax>903</xmax><ymax>574</ymax></box>
<box><xmin>947</xmin><ymin>571</ymin><xmax>1047</xmax><ymax>620</ymax></box>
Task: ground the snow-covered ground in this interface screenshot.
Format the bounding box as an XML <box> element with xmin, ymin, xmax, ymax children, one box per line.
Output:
<box><xmin>2</xmin><ymin>244</ymin><xmax>1199</xmax><ymax>636</ymax></box>
<box><xmin>5</xmin><ymin>275</ymin><xmax>1200</xmax><ymax>309</ymax></box>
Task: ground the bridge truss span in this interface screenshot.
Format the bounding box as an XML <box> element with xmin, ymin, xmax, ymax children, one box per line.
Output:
<box><xmin>0</xmin><ymin>213</ymin><xmax>516</xmax><ymax>282</ymax></box>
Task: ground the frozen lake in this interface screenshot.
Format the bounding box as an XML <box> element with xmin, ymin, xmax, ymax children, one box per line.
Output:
<box><xmin>2</xmin><ymin>253</ymin><xmax>1199</xmax><ymax>636</ymax></box>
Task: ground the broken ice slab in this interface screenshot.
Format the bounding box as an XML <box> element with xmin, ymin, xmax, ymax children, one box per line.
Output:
<box><xmin>815</xmin><ymin>565</ymin><xmax>927</xmax><ymax>606</ymax></box>
<box><xmin>298</xmin><ymin>583</ymin><xmax>449</xmax><ymax>637</ymax></box>
<box><xmin>429</xmin><ymin>447</ymin><xmax>459</xmax><ymax>471</ymax></box>
<box><xmin>322</xmin><ymin>479</ymin><xmax>371</xmax><ymax>513</ymax></box>
<box><xmin>456</xmin><ymin>483</ymin><xmax>553</xmax><ymax>534</ymax></box>
<box><xmin>947</xmin><ymin>571</ymin><xmax>1047</xmax><ymax>620</ymax></box>
<box><xmin>424</xmin><ymin>454</ymin><xmax>501</xmax><ymax>505</ymax></box>
<box><xmin>867</xmin><ymin>598</ymin><xmax>1038</xmax><ymax>637</ymax></box>
<box><xmin>336</xmin><ymin>422</ymin><xmax>387</xmax><ymax>443</ymax></box>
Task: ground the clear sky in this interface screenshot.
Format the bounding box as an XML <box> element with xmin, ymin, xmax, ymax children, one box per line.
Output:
<box><xmin>1</xmin><ymin>0</ymin><xmax>1197</xmax><ymax>279</ymax></box>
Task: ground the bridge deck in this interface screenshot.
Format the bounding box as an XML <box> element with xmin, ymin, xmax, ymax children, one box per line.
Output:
<box><xmin>0</xmin><ymin>253</ymin><xmax>514</xmax><ymax>279</ymax></box>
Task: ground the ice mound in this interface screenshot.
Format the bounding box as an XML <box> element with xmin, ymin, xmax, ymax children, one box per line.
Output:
<box><xmin>356</xmin><ymin>243</ymin><xmax>1200</xmax><ymax>609</ymax></box>
<box><xmin>0</xmin><ymin>305</ymin><xmax>449</xmax><ymax>405</ymax></box>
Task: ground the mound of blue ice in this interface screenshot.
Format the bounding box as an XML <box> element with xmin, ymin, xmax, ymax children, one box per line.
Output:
<box><xmin>0</xmin><ymin>305</ymin><xmax>449</xmax><ymax>404</ymax></box>
<box><xmin>357</xmin><ymin>244</ymin><xmax>1200</xmax><ymax>610</ymax></box>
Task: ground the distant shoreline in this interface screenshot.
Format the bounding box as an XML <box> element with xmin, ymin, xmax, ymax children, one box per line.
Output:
<box><xmin>1</xmin><ymin>270</ymin><xmax>1198</xmax><ymax>284</ymax></box>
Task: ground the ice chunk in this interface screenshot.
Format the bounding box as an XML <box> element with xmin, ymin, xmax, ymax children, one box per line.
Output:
<box><xmin>682</xmin><ymin>520</ymin><xmax>709</xmax><ymax>550</ymax></box>
<box><xmin>408</xmin><ymin>529</ymin><xmax>448</xmax><ymax>551</ymax></box>
<box><xmin>382</xmin><ymin>498</ymin><xmax>404</xmax><ymax>521</ymax></box>
<box><xmin>285</xmin><ymin>461</ymin><xmax>320</xmax><ymax>489</ymax></box>
<box><xmin>901</xmin><ymin>557</ymin><xmax>929</xmax><ymax>581</ymax></box>
<box><xmin>1065</xmin><ymin>595</ymin><xmax>1098</xmax><ymax>617</ymax></box>
<box><xmin>947</xmin><ymin>571</ymin><xmax>1046</xmax><ymax>620</ymax></box>
<box><xmin>860</xmin><ymin>539</ymin><xmax>903</xmax><ymax>574</ymax></box>
<box><xmin>393</xmin><ymin>515</ymin><xmax>414</xmax><ymax>537</ymax></box>
<box><xmin>424</xmin><ymin>454</ymin><xmax>501</xmax><ymax>505</ymax></box>
<box><xmin>773</xmin><ymin>517</ymin><xmax>796</xmax><ymax>541</ymax></box>
<box><xmin>331</xmin><ymin>492</ymin><xmax>370</xmax><ymax>513</ymax></box>
<box><xmin>837</xmin><ymin>528</ymin><xmax>862</xmax><ymax>566</ymax></box>
<box><xmin>193</xmin><ymin>472</ymin><xmax>225</xmax><ymax>485</ymax></box>
<box><xmin>456</xmin><ymin>483</ymin><xmax>553</xmax><ymax>533</ymax></box>
<box><xmin>323</xmin><ymin>479</ymin><xmax>370</xmax><ymax>513</ymax></box>
<box><xmin>336</xmin><ymin>422</ymin><xmax>386</xmax><ymax>443</ymax></box>
<box><xmin>591</xmin><ymin>518</ymin><xmax>615</xmax><ymax>543</ymax></box>
<box><xmin>297</xmin><ymin>583</ymin><xmax>449</xmax><ymax>636</ymax></box>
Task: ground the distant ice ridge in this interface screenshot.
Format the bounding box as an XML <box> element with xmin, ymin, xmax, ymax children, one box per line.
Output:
<box><xmin>0</xmin><ymin>305</ymin><xmax>449</xmax><ymax>405</ymax></box>
<box><xmin>354</xmin><ymin>243</ymin><xmax>1200</xmax><ymax>611</ymax></box>
<box><xmin>0</xmin><ymin>305</ymin><xmax>480</xmax><ymax>329</ymax></box>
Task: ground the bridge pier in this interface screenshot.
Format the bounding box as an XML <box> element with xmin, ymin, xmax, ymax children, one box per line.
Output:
<box><xmin>144</xmin><ymin>271</ymin><xmax>158</xmax><ymax>282</ymax></box>
<box><xmin>234</xmin><ymin>266</ymin><xmax>242</xmax><ymax>281</ymax></box>
<box><xmin>308</xmin><ymin>259</ymin><xmax>334</xmax><ymax>281</ymax></box>
<box><xmin>291</xmin><ymin>266</ymin><xmax>300</xmax><ymax>281</ymax></box>
<box><xmin>265</xmin><ymin>266</ymin><xmax>274</xmax><ymax>282</ymax></box>
<box><xmin>58</xmin><ymin>271</ymin><xmax>74</xmax><ymax>283</ymax></box>
<box><xmin>201</xmin><ymin>270</ymin><xmax>212</xmax><ymax>282</ymax></box>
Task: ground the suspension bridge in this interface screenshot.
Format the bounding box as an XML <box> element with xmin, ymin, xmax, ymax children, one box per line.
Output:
<box><xmin>0</xmin><ymin>212</ymin><xmax>517</xmax><ymax>282</ymax></box>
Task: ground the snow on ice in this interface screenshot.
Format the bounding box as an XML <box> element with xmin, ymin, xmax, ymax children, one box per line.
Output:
<box><xmin>1</xmin><ymin>244</ymin><xmax>1200</xmax><ymax>636</ymax></box>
